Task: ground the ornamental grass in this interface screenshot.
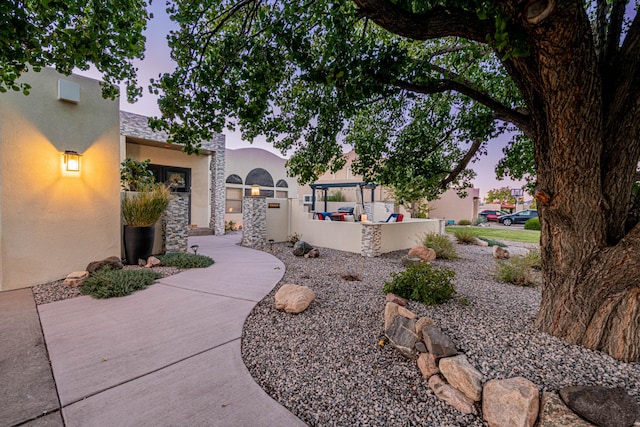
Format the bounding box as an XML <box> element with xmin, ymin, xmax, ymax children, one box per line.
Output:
<box><xmin>122</xmin><ymin>184</ymin><xmax>172</xmax><ymax>226</ymax></box>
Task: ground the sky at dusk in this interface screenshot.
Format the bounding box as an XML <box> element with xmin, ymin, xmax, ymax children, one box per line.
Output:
<box><xmin>75</xmin><ymin>1</ymin><xmax>527</xmax><ymax>201</ymax></box>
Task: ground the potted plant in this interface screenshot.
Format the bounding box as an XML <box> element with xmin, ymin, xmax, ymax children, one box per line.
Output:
<box><xmin>122</xmin><ymin>183</ymin><xmax>172</xmax><ymax>265</ymax></box>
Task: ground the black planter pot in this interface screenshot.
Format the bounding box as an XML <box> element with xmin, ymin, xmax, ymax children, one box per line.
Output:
<box><xmin>123</xmin><ymin>225</ymin><xmax>156</xmax><ymax>265</ymax></box>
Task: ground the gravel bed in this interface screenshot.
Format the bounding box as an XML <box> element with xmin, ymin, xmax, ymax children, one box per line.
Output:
<box><xmin>241</xmin><ymin>241</ymin><xmax>640</xmax><ymax>426</ymax></box>
<box><xmin>32</xmin><ymin>265</ymin><xmax>183</xmax><ymax>305</ymax></box>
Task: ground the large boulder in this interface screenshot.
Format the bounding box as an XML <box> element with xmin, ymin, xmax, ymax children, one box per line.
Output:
<box><xmin>304</xmin><ymin>248</ymin><xmax>320</xmax><ymax>258</ymax></box>
<box><xmin>483</xmin><ymin>377</ymin><xmax>539</xmax><ymax>427</ymax></box>
<box><xmin>408</xmin><ymin>245</ymin><xmax>436</xmax><ymax>262</ymax></box>
<box><xmin>274</xmin><ymin>284</ymin><xmax>315</xmax><ymax>313</ymax></box>
<box><xmin>492</xmin><ymin>246</ymin><xmax>510</xmax><ymax>259</ymax></box>
<box><xmin>428</xmin><ymin>374</ymin><xmax>475</xmax><ymax>415</ymax></box>
<box><xmin>422</xmin><ymin>324</ymin><xmax>457</xmax><ymax>358</ymax></box>
<box><xmin>439</xmin><ymin>354</ymin><xmax>484</xmax><ymax>402</ymax></box>
<box><xmin>385</xmin><ymin>293</ymin><xmax>408</xmax><ymax>306</ymax></box>
<box><xmin>417</xmin><ymin>353</ymin><xmax>440</xmax><ymax>379</ymax></box>
<box><xmin>538</xmin><ymin>391</ymin><xmax>595</xmax><ymax>427</ymax></box>
<box><xmin>292</xmin><ymin>240</ymin><xmax>314</xmax><ymax>256</ymax></box>
<box><xmin>384</xmin><ymin>302</ymin><xmax>400</xmax><ymax>331</ymax></box>
<box><xmin>63</xmin><ymin>271</ymin><xmax>89</xmax><ymax>287</ymax></box>
<box><xmin>85</xmin><ymin>256</ymin><xmax>124</xmax><ymax>274</ymax></box>
<box><xmin>385</xmin><ymin>316</ymin><xmax>418</xmax><ymax>360</ymax></box>
<box><xmin>559</xmin><ymin>386</ymin><xmax>640</xmax><ymax>427</ymax></box>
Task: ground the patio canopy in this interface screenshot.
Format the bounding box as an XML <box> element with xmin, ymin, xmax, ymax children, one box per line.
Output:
<box><xmin>309</xmin><ymin>182</ymin><xmax>378</xmax><ymax>213</ymax></box>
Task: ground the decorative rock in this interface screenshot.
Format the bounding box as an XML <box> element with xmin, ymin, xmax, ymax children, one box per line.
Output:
<box><xmin>385</xmin><ymin>316</ymin><xmax>418</xmax><ymax>360</ymax></box>
<box><xmin>274</xmin><ymin>284</ymin><xmax>315</xmax><ymax>313</ymax></box>
<box><xmin>415</xmin><ymin>341</ymin><xmax>428</xmax><ymax>353</ymax></box>
<box><xmin>439</xmin><ymin>354</ymin><xmax>484</xmax><ymax>402</ymax></box>
<box><xmin>145</xmin><ymin>256</ymin><xmax>161</xmax><ymax>268</ymax></box>
<box><xmin>385</xmin><ymin>293</ymin><xmax>408</xmax><ymax>306</ymax></box>
<box><xmin>305</xmin><ymin>248</ymin><xmax>320</xmax><ymax>258</ymax></box>
<box><xmin>408</xmin><ymin>245</ymin><xmax>436</xmax><ymax>262</ymax></box>
<box><xmin>398</xmin><ymin>306</ymin><xmax>418</xmax><ymax>319</ymax></box>
<box><xmin>85</xmin><ymin>256</ymin><xmax>124</xmax><ymax>273</ymax></box>
<box><xmin>538</xmin><ymin>391</ymin><xmax>595</xmax><ymax>427</ymax></box>
<box><xmin>428</xmin><ymin>374</ymin><xmax>475</xmax><ymax>415</ymax></box>
<box><xmin>422</xmin><ymin>324</ymin><xmax>457</xmax><ymax>358</ymax></box>
<box><xmin>384</xmin><ymin>302</ymin><xmax>400</xmax><ymax>331</ymax></box>
<box><xmin>483</xmin><ymin>377</ymin><xmax>539</xmax><ymax>427</ymax></box>
<box><xmin>417</xmin><ymin>353</ymin><xmax>440</xmax><ymax>378</ymax></box>
<box><xmin>415</xmin><ymin>317</ymin><xmax>434</xmax><ymax>336</ymax></box>
<box><xmin>475</xmin><ymin>238</ymin><xmax>489</xmax><ymax>247</ymax></box>
<box><xmin>559</xmin><ymin>386</ymin><xmax>640</xmax><ymax>427</ymax></box>
<box><xmin>493</xmin><ymin>246</ymin><xmax>510</xmax><ymax>259</ymax></box>
<box><xmin>402</xmin><ymin>256</ymin><xmax>424</xmax><ymax>267</ymax></box>
<box><xmin>63</xmin><ymin>271</ymin><xmax>89</xmax><ymax>287</ymax></box>
<box><xmin>138</xmin><ymin>258</ymin><xmax>147</xmax><ymax>266</ymax></box>
<box><xmin>293</xmin><ymin>241</ymin><xmax>314</xmax><ymax>256</ymax></box>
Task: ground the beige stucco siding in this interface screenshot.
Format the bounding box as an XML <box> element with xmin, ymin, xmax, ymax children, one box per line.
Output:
<box><xmin>125</xmin><ymin>143</ymin><xmax>210</xmax><ymax>227</ymax></box>
<box><xmin>0</xmin><ymin>68</ymin><xmax>121</xmax><ymax>290</ymax></box>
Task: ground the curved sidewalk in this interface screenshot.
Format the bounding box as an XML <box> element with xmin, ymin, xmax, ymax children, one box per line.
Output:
<box><xmin>37</xmin><ymin>234</ymin><xmax>306</xmax><ymax>427</ymax></box>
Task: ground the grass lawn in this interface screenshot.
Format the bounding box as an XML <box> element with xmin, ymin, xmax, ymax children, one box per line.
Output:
<box><xmin>446</xmin><ymin>226</ymin><xmax>540</xmax><ymax>244</ymax></box>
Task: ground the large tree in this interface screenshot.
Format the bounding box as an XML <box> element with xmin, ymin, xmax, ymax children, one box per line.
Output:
<box><xmin>0</xmin><ymin>0</ymin><xmax>149</xmax><ymax>100</ymax></box>
<box><xmin>154</xmin><ymin>0</ymin><xmax>640</xmax><ymax>362</ymax></box>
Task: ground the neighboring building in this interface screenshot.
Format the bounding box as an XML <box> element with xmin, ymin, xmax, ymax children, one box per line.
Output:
<box><xmin>224</xmin><ymin>147</ymin><xmax>296</xmax><ymax>226</ymax></box>
<box><xmin>428</xmin><ymin>188</ymin><xmax>480</xmax><ymax>224</ymax></box>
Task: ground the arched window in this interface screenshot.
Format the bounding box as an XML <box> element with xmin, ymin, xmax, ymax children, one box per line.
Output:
<box><xmin>245</xmin><ymin>168</ymin><xmax>274</xmax><ymax>187</ymax></box>
<box><xmin>276</xmin><ymin>179</ymin><xmax>289</xmax><ymax>188</ymax></box>
<box><xmin>225</xmin><ymin>174</ymin><xmax>243</xmax><ymax>184</ymax></box>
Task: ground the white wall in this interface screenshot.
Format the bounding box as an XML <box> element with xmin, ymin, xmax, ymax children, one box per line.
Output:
<box><xmin>265</xmin><ymin>198</ymin><xmax>290</xmax><ymax>242</ymax></box>
<box><xmin>429</xmin><ymin>188</ymin><xmax>480</xmax><ymax>224</ymax></box>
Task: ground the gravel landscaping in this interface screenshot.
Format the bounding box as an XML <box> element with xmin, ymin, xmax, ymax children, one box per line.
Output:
<box><xmin>241</xmin><ymin>241</ymin><xmax>640</xmax><ymax>426</ymax></box>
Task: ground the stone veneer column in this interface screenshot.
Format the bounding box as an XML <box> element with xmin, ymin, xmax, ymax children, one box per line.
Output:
<box><xmin>240</xmin><ymin>196</ymin><xmax>267</xmax><ymax>249</ymax></box>
<box><xmin>361</xmin><ymin>223</ymin><xmax>382</xmax><ymax>257</ymax></box>
<box><xmin>208</xmin><ymin>133</ymin><xmax>226</xmax><ymax>236</ymax></box>
<box><xmin>163</xmin><ymin>194</ymin><xmax>189</xmax><ymax>253</ymax></box>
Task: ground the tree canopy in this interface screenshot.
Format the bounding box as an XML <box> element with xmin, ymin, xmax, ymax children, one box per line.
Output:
<box><xmin>152</xmin><ymin>0</ymin><xmax>640</xmax><ymax>361</ymax></box>
<box><xmin>0</xmin><ymin>0</ymin><xmax>149</xmax><ymax>100</ymax></box>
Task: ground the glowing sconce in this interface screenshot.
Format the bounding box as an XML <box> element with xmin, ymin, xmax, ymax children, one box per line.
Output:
<box><xmin>64</xmin><ymin>150</ymin><xmax>81</xmax><ymax>172</ymax></box>
<box><xmin>251</xmin><ymin>185</ymin><xmax>260</xmax><ymax>196</ymax></box>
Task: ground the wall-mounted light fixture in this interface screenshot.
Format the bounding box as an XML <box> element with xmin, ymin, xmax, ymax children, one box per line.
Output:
<box><xmin>63</xmin><ymin>150</ymin><xmax>81</xmax><ymax>172</ymax></box>
<box><xmin>251</xmin><ymin>185</ymin><xmax>260</xmax><ymax>196</ymax></box>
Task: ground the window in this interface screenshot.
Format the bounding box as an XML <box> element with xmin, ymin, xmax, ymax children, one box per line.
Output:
<box><xmin>226</xmin><ymin>188</ymin><xmax>243</xmax><ymax>213</ymax></box>
<box><xmin>245</xmin><ymin>168</ymin><xmax>274</xmax><ymax>187</ymax></box>
<box><xmin>276</xmin><ymin>179</ymin><xmax>288</xmax><ymax>188</ymax></box>
<box><xmin>226</xmin><ymin>174</ymin><xmax>243</xmax><ymax>184</ymax></box>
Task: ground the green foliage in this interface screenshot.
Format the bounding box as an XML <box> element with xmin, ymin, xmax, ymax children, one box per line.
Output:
<box><xmin>475</xmin><ymin>215</ymin><xmax>488</xmax><ymax>225</ymax></box>
<box><xmin>446</xmin><ymin>226</ymin><xmax>540</xmax><ymax>244</ymax></box>
<box><xmin>458</xmin><ymin>219</ymin><xmax>472</xmax><ymax>226</ymax></box>
<box><xmin>421</xmin><ymin>233</ymin><xmax>458</xmax><ymax>259</ymax></box>
<box><xmin>158</xmin><ymin>253</ymin><xmax>214</xmax><ymax>269</ymax></box>
<box><xmin>477</xmin><ymin>236</ymin><xmax>507</xmax><ymax>247</ymax></box>
<box><xmin>453</xmin><ymin>228</ymin><xmax>476</xmax><ymax>244</ymax></box>
<box><xmin>496</xmin><ymin>134</ymin><xmax>537</xmax><ymax>193</ymax></box>
<box><xmin>382</xmin><ymin>264</ymin><xmax>456</xmax><ymax>306</ymax></box>
<box><xmin>524</xmin><ymin>217</ymin><xmax>541</xmax><ymax>230</ymax></box>
<box><xmin>122</xmin><ymin>184</ymin><xmax>172</xmax><ymax>226</ymax></box>
<box><xmin>80</xmin><ymin>267</ymin><xmax>161</xmax><ymax>299</ymax></box>
<box><xmin>0</xmin><ymin>2</ymin><xmax>149</xmax><ymax>101</ymax></box>
<box><xmin>485</xmin><ymin>187</ymin><xmax>517</xmax><ymax>204</ymax></box>
<box><xmin>494</xmin><ymin>251</ymin><xmax>540</xmax><ymax>287</ymax></box>
<box><xmin>325</xmin><ymin>189</ymin><xmax>346</xmax><ymax>202</ymax></box>
<box><xmin>225</xmin><ymin>220</ymin><xmax>237</xmax><ymax>232</ymax></box>
<box><xmin>120</xmin><ymin>158</ymin><xmax>155</xmax><ymax>191</ymax></box>
<box><xmin>287</xmin><ymin>233</ymin><xmax>302</xmax><ymax>244</ymax></box>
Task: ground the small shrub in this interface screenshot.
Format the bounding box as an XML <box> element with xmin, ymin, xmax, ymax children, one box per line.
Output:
<box><xmin>477</xmin><ymin>236</ymin><xmax>508</xmax><ymax>247</ymax></box>
<box><xmin>474</xmin><ymin>216</ymin><xmax>488</xmax><ymax>225</ymax></box>
<box><xmin>494</xmin><ymin>251</ymin><xmax>540</xmax><ymax>287</ymax></box>
<box><xmin>81</xmin><ymin>267</ymin><xmax>161</xmax><ymax>298</ymax></box>
<box><xmin>458</xmin><ymin>219</ymin><xmax>472</xmax><ymax>226</ymax></box>
<box><xmin>453</xmin><ymin>228</ymin><xmax>477</xmax><ymax>244</ymax></box>
<box><xmin>225</xmin><ymin>220</ymin><xmax>237</xmax><ymax>232</ymax></box>
<box><xmin>523</xmin><ymin>248</ymin><xmax>542</xmax><ymax>269</ymax></box>
<box><xmin>524</xmin><ymin>217</ymin><xmax>541</xmax><ymax>230</ymax></box>
<box><xmin>287</xmin><ymin>232</ymin><xmax>302</xmax><ymax>245</ymax></box>
<box><xmin>382</xmin><ymin>264</ymin><xmax>456</xmax><ymax>306</ymax></box>
<box><xmin>421</xmin><ymin>233</ymin><xmax>458</xmax><ymax>259</ymax></box>
<box><xmin>158</xmin><ymin>253</ymin><xmax>214</xmax><ymax>269</ymax></box>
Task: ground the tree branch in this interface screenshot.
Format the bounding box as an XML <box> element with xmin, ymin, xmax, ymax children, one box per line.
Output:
<box><xmin>438</xmin><ymin>139</ymin><xmax>483</xmax><ymax>189</ymax></box>
<box><xmin>603</xmin><ymin>0</ymin><xmax>627</xmax><ymax>67</ymax></box>
<box><xmin>351</xmin><ymin>0</ymin><xmax>493</xmax><ymax>43</ymax></box>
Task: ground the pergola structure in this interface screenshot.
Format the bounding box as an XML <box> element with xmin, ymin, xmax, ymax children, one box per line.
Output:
<box><xmin>309</xmin><ymin>182</ymin><xmax>378</xmax><ymax>213</ymax></box>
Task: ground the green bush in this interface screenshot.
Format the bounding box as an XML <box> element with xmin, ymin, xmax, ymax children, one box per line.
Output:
<box><xmin>158</xmin><ymin>253</ymin><xmax>214</xmax><ymax>269</ymax></box>
<box><xmin>453</xmin><ymin>228</ymin><xmax>476</xmax><ymax>244</ymax></box>
<box><xmin>494</xmin><ymin>251</ymin><xmax>540</xmax><ymax>287</ymax></box>
<box><xmin>383</xmin><ymin>264</ymin><xmax>456</xmax><ymax>306</ymax></box>
<box><xmin>81</xmin><ymin>267</ymin><xmax>161</xmax><ymax>298</ymax></box>
<box><xmin>524</xmin><ymin>217</ymin><xmax>541</xmax><ymax>230</ymax></box>
<box><xmin>458</xmin><ymin>219</ymin><xmax>472</xmax><ymax>226</ymax></box>
<box><xmin>477</xmin><ymin>236</ymin><xmax>508</xmax><ymax>247</ymax></box>
<box><xmin>225</xmin><ymin>220</ymin><xmax>237</xmax><ymax>232</ymax></box>
<box><xmin>421</xmin><ymin>233</ymin><xmax>459</xmax><ymax>259</ymax></box>
<box><xmin>474</xmin><ymin>216</ymin><xmax>488</xmax><ymax>225</ymax></box>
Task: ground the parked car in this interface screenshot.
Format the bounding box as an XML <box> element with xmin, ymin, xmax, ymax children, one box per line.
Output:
<box><xmin>498</xmin><ymin>209</ymin><xmax>538</xmax><ymax>226</ymax></box>
<box><xmin>478</xmin><ymin>209</ymin><xmax>507</xmax><ymax>222</ymax></box>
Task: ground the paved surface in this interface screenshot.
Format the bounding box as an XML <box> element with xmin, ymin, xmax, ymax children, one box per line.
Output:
<box><xmin>1</xmin><ymin>234</ymin><xmax>306</xmax><ymax>427</ymax></box>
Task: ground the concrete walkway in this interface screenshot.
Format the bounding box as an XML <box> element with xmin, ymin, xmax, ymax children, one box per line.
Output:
<box><xmin>2</xmin><ymin>234</ymin><xmax>306</xmax><ymax>427</ymax></box>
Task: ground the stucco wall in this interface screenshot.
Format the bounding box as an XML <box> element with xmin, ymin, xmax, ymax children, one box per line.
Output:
<box><xmin>0</xmin><ymin>68</ymin><xmax>121</xmax><ymax>290</ymax></box>
<box><xmin>428</xmin><ymin>188</ymin><xmax>480</xmax><ymax>224</ymax></box>
<box><xmin>225</xmin><ymin>147</ymin><xmax>296</xmax><ymax>196</ymax></box>
<box><xmin>125</xmin><ymin>143</ymin><xmax>210</xmax><ymax>227</ymax></box>
<box><xmin>265</xmin><ymin>198</ymin><xmax>290</xmax><ymax>242</ymax></box>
